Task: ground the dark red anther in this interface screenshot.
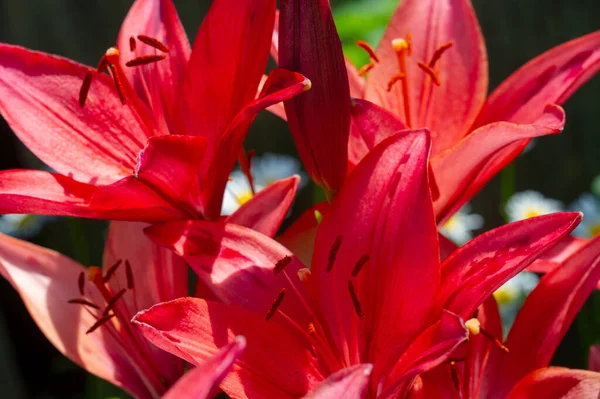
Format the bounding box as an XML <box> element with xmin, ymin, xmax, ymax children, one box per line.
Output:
<box><xmin>274</xmin><ymin>256</ymin><xmax>292</xmax><ymax>275</ymax></box>
<box><xmin>265</xmin><ymin>289</ymin><xmax>286</xmax><ymax>321</ymax></box>
<box><xmin>86</xmin><ymin>313</ymin><xmax>116</xmax><ymax>334</ymax></box>
<box><xmin>137</xmin><ymin>35</ymin><xmax>170</xmax><ymax>53</ymax></box>
<box><xmin>78</xmin><ymin>271</ymin><xmax>85</xmax><ymax>296</ymax></box>
<box><xmin>417</xmin><ymin>62</ymin><xmax>440</xmax><ymax>86</ymax></box>
<box><xmin>125</xmin><ymin>260</ymin><xmax>134</xmax><ymax>290</ymax></box>
<box><xmin>125</xmin><ymin>54</ymin><xmax>167</xmax><ymax>67</ymax></box>
<box><xmin>68</xmin><ymin>298</ymin><xmax>100</xmax><ymax>310</ymax></box>
<box><xmin>103</xmin><ymin>260</ymin><xmax>122</xmax><ymax>283</ymax></box>
<box><xmin>78</xmin><ymin>70</ymin><xmax>93</xmax><ymax>108</ymax></box>
<box><xmin>103</xmin><ymin>289</ymin><xmax>127</xmax><ymax>316</ymax></box>
<box><xmin>351</xmin><ymin>255</ymin><xmax>369</xmax><ymax>277</ymax></box>
<box><xmin>129</xmin><ymin>36</ymin><xmax>137</xmax><ymax>52</ymax></box>
<box><xmin>327</xmin><ymin>235</ymin><xmax>342</xmax><ymax>272</ymax></box>
<box><xmin>348</xmin><ymin>281</ymin><xmax>363</xmax><ymax>319</ymax></box>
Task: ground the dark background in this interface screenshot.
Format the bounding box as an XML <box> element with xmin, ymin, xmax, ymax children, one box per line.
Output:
<box><xmin>0</xmin><ymin>0</ymin><xmax>598</xmax><ymax>397</ymax></box>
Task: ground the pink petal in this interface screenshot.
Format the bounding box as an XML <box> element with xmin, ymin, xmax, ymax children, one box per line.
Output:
<box><xmin>302</xmin><ymin>364</ymin><xmax>373</xmax><ymax>399</ymax></box>
<box><xmin>440</xmin><ymin>212</ymin><xmax>582</xmax><ymax>319</ymax></box>
<box><xmin>227</xmin><ymin>176</ymin><xmax>300</xmax><ymax>238</ymax></box>
<box><xmin>311</xmin><ymin>130</ymin><xmax>440</xmax><ymax>375</ymax></box>
<box><xmin>369</xmin><ymin>0</ymin><xmax>488</xmax><ymax>155</ymax></box>
<box><xmin>475</xmin><ymin>30</ymin><xmax>600</xmax><ymax>127</ymax></box>
<box><xmin>347</xmin><ymin>59</ymin><xmax>366</xmax><ymax>98</ymax></box>
<box><xmin>589</xmin><ymin>345</ymin><xmax>600</xmax><ymax>372</ymax></box>
<box><xmin>486</xmin><ymin>234</ymin><xmax>600</xmax><ymax>397</ymax></box>
<box><xmin>0</xmin><ymin>44</ymin><xmax>153</xmax><ymax>185</ymax></box>
<box><xmin>163</xmin><ymin>337</ymin><xmax>246</xmax><ymax>399</ymax></box>
<box><xmin>432</xmin><ymin>104</ymin><xmax>564</xmax><ymax>222</ymax></box>
<box><xmin>117</xmin><ymin>0</ymin><xmax>191</xmax><ymax>135</ymax></box>
<box><xmin>279</xmin><ymin>0</ymin><xmax>351</xmax><ymax>190</ymax></box>
<box><xmin>0</xmin><ymin>234</ymin><xmax>151</xmax><ymax>398</ymax></box>
<box><xmin>506</xmin><ymin>367</ymin><xmax>600</xmax><ymax>399</ymax></box>
<box><xmin>185</xmin><ymin>0</ymin><xmax>275</xmax><ymax>138</ymax></box>
<box><xmin>133</xmin><ymin>297</ymin><xmax>324</xmax><ymax>398</ymax></box>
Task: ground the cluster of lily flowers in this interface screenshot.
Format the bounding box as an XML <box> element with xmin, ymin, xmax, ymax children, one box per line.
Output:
<box><xmin>1</xmin><ymin>0</ymin><xmax>600</xmax><ymax>397</ymax></box>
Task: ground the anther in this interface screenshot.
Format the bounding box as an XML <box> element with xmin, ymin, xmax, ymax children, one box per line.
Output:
<box><xmin>265</xmin><ymin>289</ymin><xmax>286</xmax><ymax>321</ymax></box>
<box><xmin>327</xmin><ymin>235</ymin><xmax>342</xmax><ymax>272</ymax></box>
<box><xmin>417</xmin><ymin>62</ymin><xmax>440</xmax><ymax>86</ymax></box>
<box><xmin>86</xmin><ymin>313</ymin><xmax>116</xmax><ymax>334</ymax></box>
<box><xmin>103</xmin><ymin>289</ymin><xmax>127</xmax><ymax>316</ymax></box>
<box><xmin>308</xmin><ymin>322</ymin><xmax>316</xmax><ymax>335</ymax></box>
<box><xmin>358</xmin><ymin>62</ymin><xmax>376</xmax><ymax>77</ymax></box>
<box><xmin>125</xmin><ymin>54</ymin><xmax>167</xmax><ymax>67</ymax></box>
<box><xmin>356</xmin><ymin>40</ymin><xmax>379</xmax><ymax>63</ymax></box>
<box><xmin>137</xmin><ymin>35</ymin><xmax>170</xmax><ymax>53</ymax></box>
<box><xmin>78</xmin><ymin>271</ymin><xmax>85</xmax><ymax>296</ymax></box>
<box><xmin>387</xmin><ymin>73</ymin><xmax>405</xmax><ymax>92</ymax></box>
<box><xmin>104</xmin><ymin>48</ymin><xmax>127</xmax><ymax>105</ymax></box>
<box><xmin>108</xmin><ymin>64</ymin><xmax>126</xmax><ymax>104</ymax></box>
<box><xmin>298</xmin><ymin>268</ymin><xmax>312</xmax><ymax>283</ymax></box>
<box><xmin>125</xmin><ymin>260</ymin><xmax>134</xmax><ymax>290</ymax></box>
<box><xmin>351</xmin><ymin>254</ymin><xmax>369</xmax><ymax>277</ymax></box>
<box><xmin>392</xmin><ymin>38</ymin><xmax>409</xmax><ymax>53</ymax></box>
<box><xmin>68</xmin><ymin>298</ymin><xmax>100</xmax><ymax>310</ymax></box>
<box><xmin>348</xmin><ymin>281</ymin><xmax>363</xmax><ymax>319</ymax></box>
<box><xmin>406</xmin><ymin>33</ymin><xmax>413</xmax><ymax>56</ymax></box>
<box><xmin>448</xmin><ymin>361</ymin><xmax>460</xmax><ymax>392</ymax></box>
<box><xmin>129</xmin><ymin>36</ymin><xmax>136</xmax><ymax>52</ymax></box>
<box><xmin>428</xmin><ymin>42</ymin><xmax>454</xmax><ymax>68</ymax></box>
<box><xmin>78</xmin><ymin>70</ymin><xmax>93</xmax><ymax>108</ymax></box>
<box><xmin>103</xmin><ymin>260</ymin><xmax>122</xmax><ymax>283</ymax></box>
<box><xmin>465</xmin><ymin>318</ymin><xmax>481</xmax><ymax>335</ymax></box>
<box><xmin>274</xmin><ymin>256</ymin><xmax>292</xmax><ymax>275</ymax></box>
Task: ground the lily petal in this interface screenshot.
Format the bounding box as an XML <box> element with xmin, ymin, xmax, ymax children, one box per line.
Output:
<box><xmin>589</xmin><ymin>345</ymin><xmax>600</xmax><ymax>372</ymax></box>
<box><xmin>440</xmin><ymin>212</ymin><xmax>582</xmax><ymax>319</ymax></box>
<box><xmin>0</xmin><ymin>234</ymin><xmax>150</xmax><ymax>398</ymax></box>
<box><xmin>432</xmin><ymin>104</ymin><xmax>565</xmax><ymax>222</ymax></box>
<box><xmin>370</xmin><ymin>0</ymin><xmax>488</xmax><ymax>155</ymax></box>
<box><xmin>279</xmin><ymin>0</ymin><xmax>351</xmax><ymax>190</ymax></box>
<box><xmin>506</xmin><ymin>368</ymin><xmax>600</xmax><ymax>399</ymax></box>
<box><xmin>302</xmin><ymin>364</ymin><xmax>373</xmax><ymax>399</ymax></box>
<box><xmin>486</xmin><ymin>234</ymin><xmax>600</xmax><ymax>397</ymax></box>
<box><xmin>0</xmin><ymin>44</ymin><xmax>153</xmax><ymax>185</ymax></box>
<box><xmin>133</xmin><ymin>297</ymin><xmax>324</xmax><ymax>398</ymax></box>
<box><xmin>185</xmin><ymin>0</ymin><xmax>275</xmax><ymax>138</ymax></box>
<box><xmin>227</xmin><ymin>175</ymin><xmax>300</xmax><ymax>238</ymax></box>
<box><xmin>163</xmin><ymin>337</ymin><xmax>246</xmax><ymax>399</ymax></box>
<box><xmin>475</xmin><ymin>30</ymin><xmax>600</xmax><ymax>127</ymax></box>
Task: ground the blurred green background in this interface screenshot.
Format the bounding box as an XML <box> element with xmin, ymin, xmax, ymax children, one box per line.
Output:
<box><xmin>0</xmin><ymin>0</ymin><xmax>599</xmax><ymax>397</ymax></box>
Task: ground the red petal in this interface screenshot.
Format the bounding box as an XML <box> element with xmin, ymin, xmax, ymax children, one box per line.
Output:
<box><xmin>0</xmin><ymin>44</ymin><xmax>153</xmax><ymax>185</ymax></box>
<box><xmin>439</xmin><ymin>212</ymin><xmax>582</xmax><ymax>319</ymax></box>
<box><xmin>475</xmin><ymin>30</ymin><xmax>600</xmax><ymax>127</ymax></box>
<box><xmin>302</xmin><ymin>364</ymin><xmax>372</xmax><ymax>399</ymax></box>
<box><xmin>227</xmin><ymin>176</ymin><xmax>300</xmax><ymax>238</ymax></box>
<box><xmin>589</xmin><ymin>345</ymin><xmax>600</xmax><ymax>372</ymax></box>
<box><xmin>279</xmin><ymin>0</ymin><xmax>351</xmax><ymax>190</ymax></box>
<box><xmin>185</xmin><ymin>0</ymin><xmax>275</xmax><ymax>138</ymax></box>
<box><xmin>133</xmin><ymin>297</ymin><xmax>324</xmax><ymax>398</ymax></box>
<box><xmin>369</xmin><ymin>0</ymin><xmax>488</xmax><ymax>155</ymax></box>
<box><xmin>506</xmin><ymin>368</ymin><xmax>600</xmax><ymax>399</ymax></box>
<box><xmin>117</xmin><ymin>0</ymin><xmax>191</xmax><ymax>135</ymax></box>
<box><xmin>162</xmin><ymin>337</ymin><xmax>245</xmax><ymax>399</ymax></box>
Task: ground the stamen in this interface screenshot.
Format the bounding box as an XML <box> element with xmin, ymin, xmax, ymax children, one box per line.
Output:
<box><xmin>307</xmin><ymin>322</ymin><xmax>316</xmax><ymax>335</ymax></box>
<box><xmin>391</xmin><ymin>37</ymin><xmax>412</xmax><ymax>127</ymax></box>
<box><xmin>327</xmin><ymin>235</ymin><xmax>342</xmax><ymax>272</ymax></box>
<box><xmin>125</xmin><ymin>54</ymin><xmax>167</xmax><ymax>67</ymax></box>
<box><xmin>479</xmin><ymin>327</ymin><xmax>510</xmax><ymax>353</ymax></box>
<box><xmin>137</xmin><ymin>35</ymin><xmax>170</xmax><ymax>53</ymax></box>
<box><xmin>78</xmin><ymin>70</ymin><xmax>93</xmax><ymax>108</ymax></box>
<box><xmin>351</xmin><ymin>254</ymin><xmax>369</xmax><ymax>277</ymax></box>
<box><xmin>104</xmin><ymin>48</ymin><xmax>127</xmax><ymax>105</ymax></box>
<box><xmin>108</xmin><ymin>64</ymin><xmax>127</xmax><ymax>104</ymax></box>
<box><xmin>125</xmin><ymin>260</ymin><xmax>134</xmax><ymax>289</ymax></box>
<box><xmin>465</xmin><ymin>318</ymin><xmax>481</xmax><ymax>335</ymax></box>
<box><xmin>448</xmin><ymin>360</ymin><xmax>460</xmax><ymax>392</ymax></box>
<box><xmin>129</xmin><ymin>36</ymin><xmax>137</xmax><ymax>52</ymax></box>
<box><xmin>428</xmin><ymin>41</ymin><xmax>454</xmax><ymax>68</ymax></box>
<box><xmin>298</xmin><ymin>268</ymin><xmax>311</xmax><ymax>283</ymax></box>
<box><xmin>265</xmin><ymin>289</ymin><xmax>286</xmax><ymax>321</ymax></box>
<box><xmin>86</xmin><ymin>313</ymin><xmax>116</xmax><ymax>334</ymax></box>
<box><xmin>466</xmin><ymin>318</ymin><xmax>509</xmax><ymax>353</ymax></box>
<box><xmin>96</xmin><ymin>56</ymin><xmax>108</xmax><ymax>73</ymax></box>
<box><xmin>358</xmin><ymin>62</ymin><xmax>376</xmax><ymax>77</ymax></box>
<box><xmin>274</xmin><ymin>256</ymin><xmax>292</xmax><ymax>275</ymax></box>
<box><xmin>103</xmin><ymin>289</ymin><xmax>127</xmax><ymax>316</ymax></box>
<box><xmin>68</xmin><ymin>298</ymin><xmax>100</xmax><ymax>310</ymax></box>
<box><xmin>406</xmin><ymin>33</ymin><xmax>413</xmax><ymax>56</ymax></box>
<box><xmin>347</xmin><ymin>281</ymin><xmax>363</xmax><ymax>319</ymax></box>
<box><xmin>387</xmin><ymin>73</ymin><xmax>405</xmax><ymax>92</ymax></box>
<box><xmin>417</xmin><ymin>62</ymin><xmax>440</xmax><ymax>86</ymax></box>
<box><xmin>356</xmin><ymin>40</ymin><xmax>379</xmax><ymax>63</ymax></box>
<box><xmin>103</xmin><ymin>259</ymin><xmax>122</xmax><ymax>283</ymax></box>
<box><xmin>78</xmin><ymin>271</ymin><xmax>85</xmax><ymax>296</ymax></box>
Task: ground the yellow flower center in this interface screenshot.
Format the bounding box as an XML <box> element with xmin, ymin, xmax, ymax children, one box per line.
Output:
<box><xmin>493</xmin><ymin>287</ymin><xmax>516</xmax><ymax>305</ymax></box>
<box><xmin>524</xmin><ymin>209</ymin><xmax>541</xmax><ymax>219</ymax></box>
<box><xmin>236</xmin><ymin>191</ymin><xmax>254</xmax><ymax>206</ymax></box>
<box><xmin>589</xmin><ymin>222</ymin><xmax>600</xmax><ymax>237</ymax></box>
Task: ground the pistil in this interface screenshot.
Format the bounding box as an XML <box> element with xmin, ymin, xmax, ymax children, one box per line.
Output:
<box><xmin>391</xmin><ymin>38</ymin><xmax>412</xmax><ymax>127</ymax></box>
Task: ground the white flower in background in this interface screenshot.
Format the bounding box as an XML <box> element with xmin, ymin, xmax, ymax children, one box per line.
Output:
<box><xmin>440</xmin><ymin>204</ymin><xmax>484</xmax><ymax>245</ymax></box>
<box><xmin>0</xmin><ymin>214</ymin><xmax>50</xmax><ymax>238</ymax></box>
<box><xmin>505</xmin><ymin>190</ymin><xmax>563</xmax><ymax>222</ymax></box>
<box><xmin>569</xmin><ymin>193</ymin><xmax>600</xmax><ymax>238</ymax></box>
<box><xmin>493</xmin><ymin>271</ymin><xmax>540</xmax><ymax>335</ymax></box>
<box><xmin>221</xmin><ymin>153</ymin><xmax>307</xmax><ymax>216</ymax></box>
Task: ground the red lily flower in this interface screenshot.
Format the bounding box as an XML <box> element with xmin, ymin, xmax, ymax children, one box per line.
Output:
<box><xmin>0</xmin><ymin>0</ymin><xmax>309</xmax><ymax>222</ymax></box>
<box><xmin>133</xmin><ymin>130</ymin><xmax>580</xmax><ymax>398</ymax></box>
<box><xmin>412</xmin><ymin>234</ymin><xmax>600</xmax><ymax>398</ymax></box>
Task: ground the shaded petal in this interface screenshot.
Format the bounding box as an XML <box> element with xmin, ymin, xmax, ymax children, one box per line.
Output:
<box><xmin>527</xmin><ymin>236</ymin><xmax>588</xmax><ymax>274</ymax></box>
<box><xmin>163</xmin><ymin>337</ymin><xmax>246</xmax><ymax>399</ymax></box>
<box><xmin>589</xmin><ymin>345</ymin><xmax>600</xmax><ymax>372</ymax></box>
<box><xmin>117</xmin><ymin>0</ymin><xmax>191</xmax><ymax>135</ymax></box>
<box><xmin>486</xmin><ymin>234</ymin><xmax>600</xmax><ymax>397</ymax></box>
<box><xmin>432</xmin><ymin>104</ymin><xmax>564</xmax><ymax>222</ymax></box>
<box><xmin>311</xmin><ymin>131</ymin><xmax>439</xmax><ymax>376</ymax></box>
<box><xmin>0</xmin><ymin>44</ymin><xmax>153</xmax><ymax>185</ymax></box>
<box><xmin>227</xmin><ymin>176</ymin><xmax>300</xmax><ymax>238</ymax></box>
<box><xmin>279</xmin><ymin>0</ymin><xmax>351</xmax><ymax>190</ymax></box>
<box><xmin>475</xmin><ymin>30</ymin><xmax>600</xmax><ymax>127</ymax></box>
<box><xmin>302</xmin><ymin>364</ymin><xmax>372</xmax><ymax>399</ymax></box>
<box><xmin>133</xmin><ymin>297</ymin><xmax>324</xmax><ymax>398</ymax></box>
<box><xmin>185</xmin><ymin>0</ymin><xmax>275</xmax><ymax>137</ymax></box>
<box><xmin>347</xmin><ymin>59</ymin><xmax>366</xmax><ymax>99</ymax></box>
<box><xmin>370</xmin><ymin>0</ymin><xmax>488</xmax><ymax>155</ymax></box>
<box><xmin>0</xmin><ymin>234</ymin><xmax>151</xmax><ymax>398</ymax></box>
<box><xmin>506</xmin><ymin>368</ymin><xmax>600</xmax><ymax>399</ymax></box>
<box><xmin>439</xmin><ymin>212</ymin><xmax>582</xmax><ymax>319</ymax></box>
